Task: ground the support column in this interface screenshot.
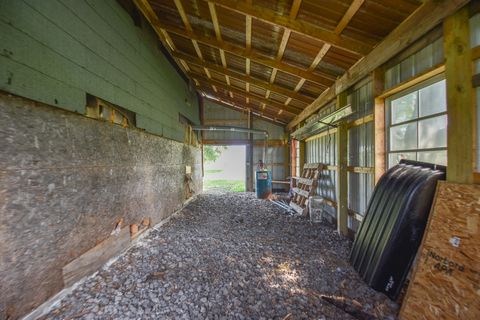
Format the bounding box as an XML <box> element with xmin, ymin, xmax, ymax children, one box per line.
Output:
<box><xmin>336</xmin><ymin>92</ymin><xmax>349</xmax><ymax>236</ymax></box>
<box><xmin>299</xmin><ymin>140</ymin><xmax>305</xmax><ymax>174</ymax></box>
<box><xmin>373</xmin><ymin>68</ymin><xmax>385</xmax><ymax>184</ymax></box>
<box><xmin>444</xmin><ymin>6</ymin><xmax>474</xmax><ymax>183</ymax></box>
<box><xmin>246</xmin><ymin>110</ymin><xmax>255</xmax><ymax>192</ymax></box>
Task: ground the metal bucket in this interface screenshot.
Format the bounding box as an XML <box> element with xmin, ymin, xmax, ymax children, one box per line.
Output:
<box><xmin>255</xmin><ymin>170</ymin><xmax>272</xmax><ymax>199</ymax></box>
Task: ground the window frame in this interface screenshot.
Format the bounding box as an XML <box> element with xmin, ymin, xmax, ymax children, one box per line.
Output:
<box><xmin>385</xmin><ymin>74</ymin><xmax>447</xmax><ymax>167</ymax></box>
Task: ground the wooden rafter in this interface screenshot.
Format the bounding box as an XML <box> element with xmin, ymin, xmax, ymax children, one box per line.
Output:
<box><xmin>134</xmin><ymin>0</ymin><xmax>286</xmax><ymax>125</ymax></box>
<box><xmin>295</xmin><ymin>0</ymin><xmax>365</xmax><ymax>92</ymax></box>
<box><xmin>154</xmin><ymin>22</ymin><xmax>336</xmax><ymax>85</ymax></box>
<box><xmin>208</xmin><ymin>2</ymin><xmax>233</xmax><ymax>98</ymax></box>
<box><xmin>193</xmin><ymin>75</ymin><xmax>301</xmax><ymax>115</ymax></box>
<box><xmin>205</xmin><ymin>0</ymin><xmax>374</xmax><ymax>55</ymax></box>
<box><xmin>201</xmin><ymin>90</ymin><xmax>289</xmax><ymax>122</ymax></box>
<box><xmin>202</xmin><ymin>95</ymin><xmax>288</xmax><ymax>125</ymax></box>
<box><xmin>172</xmin><ymin>51</ymin><xmax>315</xmax><ymax>103</ymax></box>
<box><xmin>172</xmin><ymin>0</ymin><xmax>216</xmax><ymax>95</ymax></box>
<box><xmin>268</xmin><ymin>0</ymin><xmax>302</xmax><ymax>106</ymax></box>
<box><xmin>334</xmin><ymin>0</ymin><xmax>365</xmax><ymax>35</ymax></box>
<box><xmin>195</xmin><ymin>81</ymin><xmax>299</xmax><ymax>118</ymax></box>
<box><xmin>245</xmin><ymin>13</ymin><xmax>252</xmax><ymax>96</ymax></box>
<box><xmin>133</xmin><ymin>0</ymin><xmax>192</xmax><ymax>82</ymax></box>
<box><xmin>287</xmin><ymin>0</ymin><xmax>470</xmax><ymax>130</ymax></box>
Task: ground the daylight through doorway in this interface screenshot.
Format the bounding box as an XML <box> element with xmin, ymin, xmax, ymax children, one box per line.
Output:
<box><xmin>203</xmin><ymin>145</ymin><xmax>246</xmax><ymax>192</ymax></box>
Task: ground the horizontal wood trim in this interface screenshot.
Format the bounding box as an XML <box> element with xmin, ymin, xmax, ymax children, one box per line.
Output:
<box><xmin>347</xmin><ymin>166</ymin><xmax>374</xmax><ymax>174</ymax></box>
<box><xmin>378</xmin><ymin>64</ymin><xmax>445</xmax><ymax>99</ymax></box>
<box><xmin>347</xmin><ymin>114</ymin><xmax>374</xmax><ymax>128</ymax></box>
<box><xmin>207</xmin><ymin>0</ymin><xmax>374</xmax><ymax>55</ymax></box>
<box><xmin>203</xmin><ymin>119</ymin><xmax>247</xmax><ymax>125</ymax></box>
<box><xmin>348</xmin><ymin>209</ymin><xmax>364</xmax><ymax>222</ymax></box>
<box><xmin>292</xmin><ymin>177</ymin><xmax>314</xmax><ymax>185</ymax></box>
<box><xmin>474</xmin><ymin>172</ymin><xmax>480</xmax><ymax>184</ymax></box>
<box><xmin>272</xmin><ymin>180</ymin><xmax>290</xmax><ymax>185</ymax></box>
<box><xmin>471</xmin><ymin>45</ymin><xmax>480</xmax><ymax>60</ymax></box>
<box><xmin>472</xmin><ymin>73</ymin><xmax>480</xmax><ymax>87</ymax></box>
<box><xmin>292</xmin><ymin>187</ymin><xmax>310</xmax><ymax>198</ymax></box>
<box><xmin>304</xmin><ymin>128</ymin><xmax>338</xmax><ymax>141</ymax></box>
<box><xmin>202</xmin><ymin>139</ymin><xmax>286</xmax><ymax>146</ymax></box>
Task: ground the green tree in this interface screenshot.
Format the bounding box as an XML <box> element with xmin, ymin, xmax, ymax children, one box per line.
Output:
<box><xmin>203</xmin><ymin>145</ymin><xmax>226</xmax><ymax>163</ymax></box>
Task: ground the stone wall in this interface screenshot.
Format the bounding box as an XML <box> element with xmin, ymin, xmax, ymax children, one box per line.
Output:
<box><xmin>0</xmin><ymin>92</ymin><xmax>202</xmax><ymax>319</ymax></box>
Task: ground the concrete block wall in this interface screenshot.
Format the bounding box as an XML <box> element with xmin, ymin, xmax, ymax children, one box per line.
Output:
<box><xmin>0</xmin><ymin>92</ymin><xmax>202</xmax><ymax>320</ymax></box>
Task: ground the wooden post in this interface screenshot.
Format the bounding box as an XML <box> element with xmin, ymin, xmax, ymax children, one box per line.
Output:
<box><xmin>373</xmin><ymin>68</ymin><xmax>386</xmax><ymax>184</ymax></box>
<box><xmin>283</xmin><ymin>132</ymin><xmax>290</xmax><ymax>189</ymax></box>
<box><xmin>444</xmin><ymin>6</ymin><xmax>474</xmax><ymax>184</ymax></box>
<box><xmin>246</xmin><ymin>110</ymin><xmax>255</xmax><ymax>192</ymax></box>
<box><xmin>199</xmin><ymin>95</ymin><xmax>205</xmax><ymax>177</ymax></box>
<box><xmin>299</xmin><ymin>140</ymin><xmax>305</xmax><ymax>174</ymax></box>
<box><xmin>336</xmin><ymin>92</ymin><xmax>349</xmax><ymax>236</ymax></box>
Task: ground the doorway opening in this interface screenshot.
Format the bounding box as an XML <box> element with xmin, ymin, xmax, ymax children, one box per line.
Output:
<box><xmin>203</xmin><ymin>145</ymin><xmax>246</xmax><ymax>192</ymax></box>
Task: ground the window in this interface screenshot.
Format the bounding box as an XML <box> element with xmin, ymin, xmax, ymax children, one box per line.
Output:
<box><xmin>386</xmin><ymin>77</ymin><xmax>447</xmax><ymax>168</ymax></box>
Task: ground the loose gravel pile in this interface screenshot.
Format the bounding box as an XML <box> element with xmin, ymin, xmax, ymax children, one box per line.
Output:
<box><xmin>41</xmin><ymin>192</ymin><xmax>399</xmax><ymax>320</ymax></box>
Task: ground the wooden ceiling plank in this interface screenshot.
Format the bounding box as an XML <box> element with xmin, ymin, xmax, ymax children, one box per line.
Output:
<box><xmin>200</xmin><ymin>86</ymin><xmax>288</xmax><ymax>118</ymax></box>
<box><xmin>173</xmin><ymin>0</ymin><xmax>193</xmax><ymax>32</ymax></box>
<box><xmin>276</xmin><ymin>30</ymin><xmax>291</xmax><ymax>60</ymax></box>
<box><xmin>308</xmin><ymin>44</ymin><xmax>332</xmax><ymax>71</ymax></box>
<box><xmin>289</xmin><ymin>0</ymin><xmax>303</xmax><ymax>19</ymax></box>
<box><xmin>287</xmin><ymin>0</ymin><xmax>470</xmax><ymax>130</ymax></box>
<box><xmin>193</xmin><ymin>74</ymin><xmax>301</xmax><ymax>115</ymax></box>
<box><xmin>152</xmin><ymin>22</ymin><xmax>336</xmax><ymax>84</ymax></box>
<box><xmin>208</xmin><ymin>2</ymin><xmax>235</xmax><ymax>101</ymax></box>
<box><xmin>175</xmin><ymin>51</ymin><xmax>315</xmax><ymax>102</ymax></box>
<box><xmin>205</xmin><ymin>0</ymin><xmax>374</xmax><ymax>55</ymax></box>
<box><xmin>173</xmin><ymin>0</ymin><xmax>209</xmax><ymax>81</ymax></box>
<box><xmin>246</xmin><ymin>15</ymin><xmax>252</xmax><ymax>52</ymax></box>
<box><xmin>295</xmin><ymin>0</ymin><xmax>364</xmax><ymax>91</ymax></box>
<box><xmin>201</xmin><ymin>94</ymin><xmax>288</xmax><ymax>125</ymax></box>
<box><xmin>334</xmin><ymin>0</ymin><xmax>366</xmax><ymax>35</ymax></box>
<box><xmin>208</xmin><ymin>1</ymin><xmax>222</xmax><ymax>41</ymax></box>
<box><xmin>269</xmin><ymin>0</ymin><xmax>299</xmax><ymax>101</ymax></box>
<box><xmin>133</xmin><ymin>0</ymin><xmax>192</xmax><ymax>81</ymax></box>
<box><xmin>294</xmin><ymin>78</ymin><xmax>306</xmax><ymax>91</ymax></box>
<box><xmin>195</xmin><ymin>79</ymin><xmax>300</xmax><ymax>117</ymax></box>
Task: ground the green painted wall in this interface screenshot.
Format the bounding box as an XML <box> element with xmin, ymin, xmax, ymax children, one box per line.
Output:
<box><xmin>0</xmin><ymin>0</ymin><xmax>199</xmax><ymax>141</ymax></box>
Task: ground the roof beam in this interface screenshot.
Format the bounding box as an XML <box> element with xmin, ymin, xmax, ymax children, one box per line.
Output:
<box><xmin>207</xmin><ymin>2</ymin><xmax>233</xmax><ymax>98</ymax></box>
<box><xmin>295</xmin><ymin>0</ymin><xmax>364</xmax><ymax>91</ymax></box>
<box><xmin>268</xmin><ymin>0</ymin><xmax>301</xmax><ymax>102</ymax></box>
<box><xmin>205</xmin><ymin>0</ymin><xmax>374</xmax><ymax>55</ymax></box>
<box><xmin>334</xmin><ymin>0</ymin><xmax>365</xmax><ymax>35</ymax></box>
<box><xmin>201</xmin><ymin>91</ymin><xmax>289</xmax><ymax>124</ymax></box>
<box><xmin>133</xmin><ymin>0</ymin><xmax>191</xmax><ymax>81</ymax></box>
<box><xmin>173</xmin><ymin>0</ymin><xmax>214</xmax><ymax>91</ymax></box>
<box><xmin>195</xmin><ymin>79</ymin><xmax>299</xmax><ymax>117</ymax></box>
<box><xmin>286</xmin><ymin>0</ymin><xmax>470</xmax><ymax>130</ymax></box>
<box><xmin>172</xmin><ymin>51</ymin><xmax>315</xmax><ymax>103</ymax></box>
<box><xmin>193</xmin><ymin>75</ymin><xmax>301</xmax><ymax>115</ymax></box>
<box><xmin>155</xmin><ymin>23</ymin><xmax>336</xmax><ymax>86</ymax></box>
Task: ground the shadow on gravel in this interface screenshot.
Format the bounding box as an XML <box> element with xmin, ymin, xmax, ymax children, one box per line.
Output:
<box><xmin>41</xmin><ymin>192</ymin><xmax>398</xmax><ymax>320</ymax></box>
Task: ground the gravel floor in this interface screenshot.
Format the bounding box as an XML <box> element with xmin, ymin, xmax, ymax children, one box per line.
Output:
<box><xmin>41</xmin><ymin>192</ymin><xmax>398</xmax><ymax>320</ymax></box>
